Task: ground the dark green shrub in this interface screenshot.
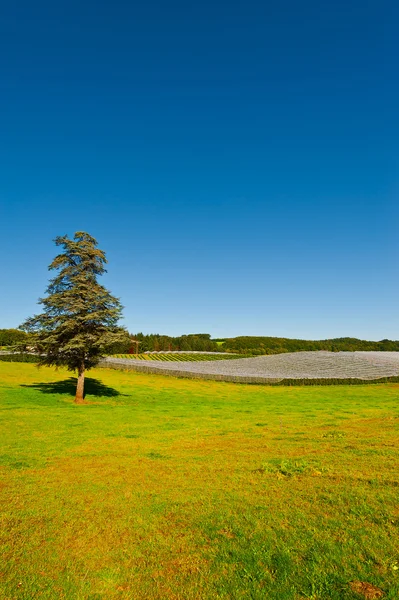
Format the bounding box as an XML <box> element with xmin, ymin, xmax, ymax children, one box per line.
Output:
<box><xmin>0</xmin><ymin>354</ymin><xmax>40</xmax><ymax>363</ymax></box>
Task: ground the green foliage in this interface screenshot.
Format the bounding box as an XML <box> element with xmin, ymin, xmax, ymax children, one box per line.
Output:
<box><xmin>271</xmin><ymin>376</ymin><xmax>399</xmax><ymax>386</ymax></box>
<box><xmin>221</xmin><ymin>335</ymin><xmax>399</xmax><ymax>355</ymax></box>
<box><xmin>131</xmin><ymin>332</ymin><xmax>219</xmax><ymax>352</ymax></box>
<box><xmin>0</xmin><ymin>353</ymin><xmax>39</xmax><ymax>363</ymax></box>
<box><xmin>103</xmin><ymin>337</ymin><xmax>131</xmax><ymax>354</ymax></box>
<box><xmin>19</xmin><ymin>231</ymin><xmax>127</xmax><ymax>374</ymax></box>
<box><xmin>0</xmin><ymin>328</ymin><xmax>28</xmax><ymax>347</ymax></box>
<box><xmin>106</xmin><ymin>333</ymin><xmax>399</xmax><ymax>356</ymax></box>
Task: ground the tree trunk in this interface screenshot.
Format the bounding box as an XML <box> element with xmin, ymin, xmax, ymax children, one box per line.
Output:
<box><xmin>75</xmin><ymin>364</ymin><xmax>85</xmax><ymax>403</ymax></box>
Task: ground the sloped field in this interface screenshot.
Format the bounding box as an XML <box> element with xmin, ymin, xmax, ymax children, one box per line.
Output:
<box><xmin>102</xmin><ymin>351</ymin><xmax>399</xmax><ymax>383</ymax></box>
<box><xmin>110</xmin><ymin>352</ymin><xmax>246</xmax><ymax>361</ymax></box>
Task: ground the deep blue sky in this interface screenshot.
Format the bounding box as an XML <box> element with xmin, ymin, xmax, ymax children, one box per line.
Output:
<box><xmin>1</xmin><ymin>0</ymin><xmax>398</xmax><ymax>339</ymax></box>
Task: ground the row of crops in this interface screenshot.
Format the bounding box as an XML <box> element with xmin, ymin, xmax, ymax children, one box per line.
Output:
<box><xmin>0</xmin><ymin>352</ymin><xmax>248</xmax><ymax>364</ymax></box>
<box><xmin>105</xmin><ymin>351</ymin><xmax>399</xmax><ymax>381</ymax></box>
<box><xmin>110</xmin><ymin>353</ymin><xmax>248</xmax><ymax>362</ymax></box>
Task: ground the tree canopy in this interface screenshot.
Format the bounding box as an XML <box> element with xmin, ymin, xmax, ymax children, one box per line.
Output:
<box><xmin>20</xmin><ymin>231</ymin><xmax>128</xmax><ymax>402</ymax></box>
<box><xmin>220</xmin><ymin>336</ymin><xmax>399</xmax><ymax>355</ymax></box>
<box><xmin>0</xmin><ymin>329</ymin><xmax>28</xmax><ymax>347</ymax></box>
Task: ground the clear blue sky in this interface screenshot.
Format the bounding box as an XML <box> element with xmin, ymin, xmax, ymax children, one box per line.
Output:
<box><xmin>1</xmin><ymin>0</ymin><xmax>398</xmax><ymax>340</ymax></box>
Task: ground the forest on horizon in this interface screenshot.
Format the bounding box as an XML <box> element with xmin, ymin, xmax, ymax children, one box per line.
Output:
<box><xmin>1</xmin><ymin>329</ymin><xmax>398</xmax><ymax>355</ymax></box>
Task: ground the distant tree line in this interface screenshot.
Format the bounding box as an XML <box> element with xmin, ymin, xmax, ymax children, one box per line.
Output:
<box><xmin>2</xmin><ymin>328</ymin><xmax>399</xmax><ymax>356</ymax></box>
<box><xmin>96</xmin><ymin>334</ymin><xmax>399</xmax><ymax>355</ymax></box>
<box><xmin>108</xmin><ymin>333</ymin><xmax>219</xmax><ymax>354</ymax></box>
<box><xmin>131</xmin><ymin>333</ymin><xmax>218</xmax><ymax>353</ymax></box>
<box><xmin>0</xmin><ymin>329</ymin><xmax>28</xmax><ymax>346</ymax></box>
<box><xmin>0</xmin><ymin>328</ymin><xmax>218</xmax><ymax>354</ymax></box>
<box><xmin>220</xmin><ymin>336</ymin><xmax>399</xmax><ymax>355</ymax></box>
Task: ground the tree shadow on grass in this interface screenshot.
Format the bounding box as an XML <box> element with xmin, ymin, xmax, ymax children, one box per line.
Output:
<box><xmin>21</xmin><ymin>377</ymin><xmax>122</xmax><ymax>398</ymax></box>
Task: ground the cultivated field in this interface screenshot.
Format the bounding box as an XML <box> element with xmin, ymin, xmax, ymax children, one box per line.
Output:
<box><xmin>1</xmin><ymin>362</ymin><xmax>398</xmax><ymax>599</ymax></box>
<box><xmin>111</xmin><ymin>353</ymin><xmax>247</xmax><ymax>362</ymax></box>
<box><xmin>103</xmin><ymin>351</ymin><xmax>399</xmax><ymax>383</ymax></box>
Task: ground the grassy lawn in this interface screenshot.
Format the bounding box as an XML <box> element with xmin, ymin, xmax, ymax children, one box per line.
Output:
<box><xmin>0</xmin><ymin>363</ymin><xmax>398</xmax><ymax>599</ymax></box>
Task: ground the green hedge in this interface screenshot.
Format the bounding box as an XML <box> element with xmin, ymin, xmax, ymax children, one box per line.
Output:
<box><xmin>0</xmin><ymin>354</ymin><xmax>40</xmax><ymax>363</ymax></box>
<box><xmin>270</xmin><ymin>376</ymin><xmax>399</xmax><ymax>386</ymax></box>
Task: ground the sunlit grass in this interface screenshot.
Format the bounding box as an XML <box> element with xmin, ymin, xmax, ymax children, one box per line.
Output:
<box><xmin>1</xmin><ymin>362</ymin><xmax>398</xmax><ymax>599</ymax></box>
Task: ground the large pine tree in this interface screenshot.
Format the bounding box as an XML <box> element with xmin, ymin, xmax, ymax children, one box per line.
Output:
<box><xmin>21</xmin><ymin>231</ymin><xmax>128</xmax><ymax>402</ymax></box>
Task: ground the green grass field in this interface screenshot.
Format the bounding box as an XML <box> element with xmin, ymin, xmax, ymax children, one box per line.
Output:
<box><xmin>1</xmin><ymin>362</ymin><xmax>398</xmax><ymax>599</ymax></box>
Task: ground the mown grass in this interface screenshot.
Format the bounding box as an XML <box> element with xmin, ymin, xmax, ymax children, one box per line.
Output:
<box><xmin>0</xmin><ymin>362</ymin><xmax>398</xmax><ymax>599</ymax></box>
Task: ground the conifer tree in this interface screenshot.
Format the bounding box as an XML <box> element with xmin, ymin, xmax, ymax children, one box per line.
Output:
<box><xmin>20</xmin><ymin>232</ymin><xmax>128</xmax><ymax>403</ymax></box>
